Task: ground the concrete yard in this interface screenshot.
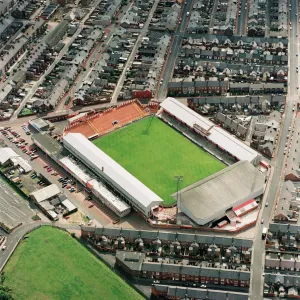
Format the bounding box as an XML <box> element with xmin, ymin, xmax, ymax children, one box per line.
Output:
<box><xmin>0</xmin><ymin>176</ymin><xmax>34</xmax><ymax>230</ymax></box>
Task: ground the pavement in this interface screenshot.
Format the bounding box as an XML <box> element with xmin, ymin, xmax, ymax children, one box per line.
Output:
<box><xmin>249</xmin><ymin>1</ymin><xmax>299</xmax><ymax>299</ymax></box>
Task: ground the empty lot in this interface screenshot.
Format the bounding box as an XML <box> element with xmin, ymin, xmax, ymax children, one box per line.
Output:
<box><xmin>4</xmin><ymin>227</ymin><xmax>144</xmax><ymax>300</ymax></box>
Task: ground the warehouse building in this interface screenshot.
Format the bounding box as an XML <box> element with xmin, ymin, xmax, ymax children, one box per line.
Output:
<box><xmin>160</xmin><ymin>97</ymin><xmax>261</xmax><ymax>165</ymax></box>
<box><xmin>29</xmin><ymin>118</ymin><xmax>54</xmax><ymax>132</ymax></box>
<box><xmin>177</xmin><ymin>160</ymin><xmax>265</xmax><ymax>226</ymax></box>
<box><xmin>63</xmin><ymin>133</ymin><xmax>163</xmax><ymax>217</ymax></box>
<box><xmin>30</xmin><ymin>184</ymin><xmax>61</xmax><ymax>220</ymax></box>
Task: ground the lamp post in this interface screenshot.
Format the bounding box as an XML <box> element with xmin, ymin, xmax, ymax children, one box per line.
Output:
<box><xmin>174</xmin><ymin>175</ymin><xmax>183</xmax><ymax>223</ymax></box>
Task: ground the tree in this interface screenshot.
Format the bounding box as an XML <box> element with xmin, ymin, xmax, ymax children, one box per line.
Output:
<box><xmin>0</xmin><ymin>284</ymin><xmax>14</xmax><ymax>300</ymax></box>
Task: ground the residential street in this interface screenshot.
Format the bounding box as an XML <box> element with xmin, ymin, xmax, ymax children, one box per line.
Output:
<box><xmin>249</xmin><ymin>0</ymin><xmax>299</xmax><ymax>298</ymax></box>
<box><xmin>157</xmin><ymin>0</ymin><xmax>194</xmax><ymax>100</ymax></box>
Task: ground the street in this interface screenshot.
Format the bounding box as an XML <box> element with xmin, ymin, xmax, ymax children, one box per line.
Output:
<box><xmin>249</xmin><ymin>1</ymin><xmax>299</xmax><ymax>298</ymax></box>
<box><xmin>157</xmin><ymin>0</ymin><xmax>194</xmax><ymax>100</ymax></box>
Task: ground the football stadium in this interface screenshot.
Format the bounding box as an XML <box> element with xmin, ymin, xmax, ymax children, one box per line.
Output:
<box><xmin>60</xmin><ymin>98</ymin><xmax>265</xmax><ymax>226</ymax></box>
<box><xmin>94</xmin><ymin>117</ymin><xmax>226</xmax><ymax>205</ymax></box>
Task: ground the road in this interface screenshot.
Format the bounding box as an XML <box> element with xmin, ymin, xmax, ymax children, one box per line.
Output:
<box><xmin>209</xmin><ymin>0</ymin><xmax>219</xmax><ymax>32</ymax></box>
<box><xmin>157</xmin><ymin>0</ymin><xmax>194</xmax><ymax>100</ymax></box>
<box><xmin>236</xmin><ymin>0</ymin><xmax>247</xmax><ymax>36</ymax></box>
<box><xmin>249</xmin><ymin>1</ymin><xmax>299</xmax><ymax>299</ymax></box>
<box><xmin>110</xmin><ymin>0</ymin><xmax>160</xmax><ymax>103</ymax></box>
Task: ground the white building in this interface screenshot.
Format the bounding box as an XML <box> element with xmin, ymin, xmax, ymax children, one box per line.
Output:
<box><xmin>160</xmin><ymin>97</ymin><xmax>261</xmax><ymax>165</ymax></box>
<box><xmin>59</xmin><ymin>156</ymin><xmax>131</xmax><ymax>217</ymax></box>
<box><xmin>63</xmin><ymin>133</ymin><xmax>163</xmax><ymax>217</ymax></box>
<box><xmin>0</xmin><ymin>147</ymin><xmax>32</xmax><ymax>173</ymax></box>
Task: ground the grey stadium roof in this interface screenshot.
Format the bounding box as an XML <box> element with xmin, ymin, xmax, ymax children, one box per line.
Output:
<box><xmin>63</xmin><ymin>133</ymin><xmax>163</xmax><ymax>214</ymax></box>
<box><xmin>177</xmin><ymin>160</ymin><xmax>265</xmax><ymax>225</ymax></box>
<box><xmin>32</xmin><ymin>132</ymin><xmax>63</xmax><ymax>156</ymax></box>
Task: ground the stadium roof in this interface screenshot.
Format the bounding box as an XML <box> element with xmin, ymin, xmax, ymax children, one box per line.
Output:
<box><xmin>89</xmin><ymin>179</ymin><xmax>130</xmax><ymax>213</ymax></box>
<box><xmin>160</xmin><ymin>97</ymin><xmax>260</xmax><ymax>163</ymax></box>
<box><xmin>32</xmin><ymin>132</ymin><xmax>63</xmax><ymax>156</ymax></box>
<box><xmin>176</xmin><ymin>160</ymin><xmax>265</xmax><ymax>225</ymax></box>
<box><xmin>30</xmin><ymin>184</ymin><xmax>61</xmax><ymax>203</ymax></box>
<box><xmin>63</xmin><ymin>133</ymin><xmax>163</xmax><ymax>212</ymax></box>
<box><xmin>59</xmin><ymin>157</ymin><xmax>91</xmax><ymax>185</ymax></box>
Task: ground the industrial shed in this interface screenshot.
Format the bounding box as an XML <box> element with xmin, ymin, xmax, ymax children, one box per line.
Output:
<box><xmin>30</xmin><ymin>184</ymin><xmax>61</xmax><ymax>203</ymax></box>
<box><xmin>177</xmin><ymin>160</ymin><xmax>265</xmax><ymax>226</ymax></box>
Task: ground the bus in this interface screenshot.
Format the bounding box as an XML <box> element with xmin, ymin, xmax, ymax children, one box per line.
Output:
<box><xmin>262</xmin><ymin>227</ymin><xmax>267</xmax><ymax>240</ymax></box>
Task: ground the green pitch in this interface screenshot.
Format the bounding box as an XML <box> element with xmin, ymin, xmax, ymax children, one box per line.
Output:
<box><xmin>94</xmin><ymin>117</ymin><xmax>225</xmax><ymax>205</ymax></box>
<box><xmin>4</xmin><ymin>227</ymin><xmax>144</xmax><ymax>300</ymax></box>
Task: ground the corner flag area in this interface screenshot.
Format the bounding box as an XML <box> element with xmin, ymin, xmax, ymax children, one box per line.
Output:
<box><xmin>94</xmin><ymin>117</ymin><xmax>225</xmax><ymax>205</ymax></box>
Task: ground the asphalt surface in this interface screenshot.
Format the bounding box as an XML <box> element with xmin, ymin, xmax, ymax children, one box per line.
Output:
<box><xmin>0</xmin><ymin>176</ymin><xmax>35</xmax><ymax>229</ymax></box>
<box><xmin>236</xmin><ymin>0</ymin><xmax>247</xmax><ymax>36</ymax></box>
<box><xmin>249</xmin><ymin>1</ymin><xmax>298</xmax><ymax>299</ymax></box>
<box><xmin>157</xmin><ymin>0</ymin><xmax>194</xmax><ymax>100</ymax></box>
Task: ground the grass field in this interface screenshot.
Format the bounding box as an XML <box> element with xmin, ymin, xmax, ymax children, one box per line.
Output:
<box><xmin>4</xmin><ymin>227</ymin><xmax>144</xmax><ymax>300</ymax></box>
<box><xmin>94</xmin><ymin>117</ymin><xmax>225</xmax><ymax>205</ymax></box>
